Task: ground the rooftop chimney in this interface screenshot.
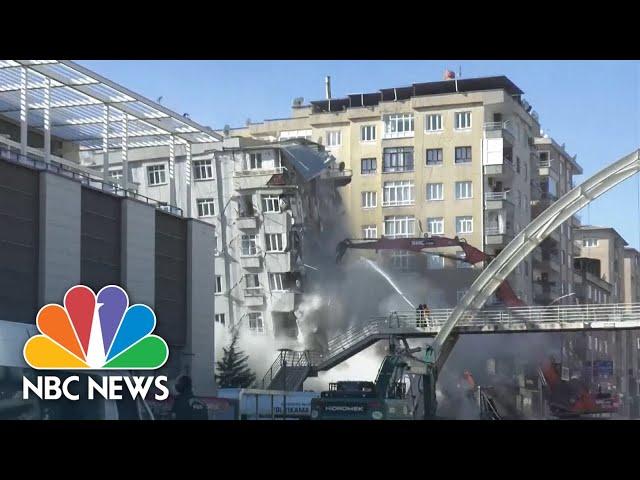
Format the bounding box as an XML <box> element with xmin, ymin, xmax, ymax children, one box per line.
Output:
<box><xmin>325</xmin><ymin>76</ymin><xmax>332</xmax><ymax>100</ymax></box>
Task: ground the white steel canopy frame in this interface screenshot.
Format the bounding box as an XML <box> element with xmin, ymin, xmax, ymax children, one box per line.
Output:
<box><xmin>0</xmin><ymin>60</ymin><xmax>221</xmax><ymax>150</ymax></box>
<box><xmin>433</xmin><ymin>148</ymin><xmax>640</xmax><ymax>359</ymax></box>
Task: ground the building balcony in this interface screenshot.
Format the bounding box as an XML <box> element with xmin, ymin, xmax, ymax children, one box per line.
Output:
<box><xmin>321</xmin><ymin>168</ymin><xmax>352</xmax><ymax>187</ymax></box>
<box><xmin>484</xmin><ymin>191</ymin><xmax>514</xmax><ymax>211</ymax></box>
<box><xmin>240</xmin><ymin>255</ymin><xmax>262</xmax><ymax>269</ymax></box>
<box><xmin>484</xmin><ymin>225</ymin><xmax>514</xmax><ymax>246</ymax></box>
<box><xmin>483</xmin><ymin>158</ymin><xmax>515</xmax><ymax>183</ymax></box>
<box><xmin>271</xmin><ymin>291</ymin><xmax>296</xmax><ymax>313</ymax></box>
<box><xmin>233</xmin><ymin>167</ymin><xmax>287</xmax><ymax>191</ymax></box>
<box><xmin>538</xmin><ymin>159</ymin><xmax>552</xmax><ymax>177</ymax></box>
<box><xmin>236</xmin><ymin>216</ymin><xmax>258</xmax><ymax>230</ymax></box>
<box><xmin>264</xmin><ymin>251</ymin><xmax>293</xmax><ymax>273</ymax></box>
<box><xmin>243</xmin><ymin>287</ymin><xmax>264</xmax><ymax>306</ymax></box>
<box><xmin>483</xmin><ymin>121</ymin><xmax>515</xmax><ymax>145</ymax></box>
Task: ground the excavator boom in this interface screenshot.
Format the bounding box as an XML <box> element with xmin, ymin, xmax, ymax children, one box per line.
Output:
<box><xmin>336</xmin><ymin>236</ymin><xmax>526</xmax><ymax>307</ymax></box>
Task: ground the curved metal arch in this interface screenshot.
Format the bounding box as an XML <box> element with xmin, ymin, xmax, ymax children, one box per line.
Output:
<box><xmin>433</xmin><ymin>148</ymin><xmax>640</xmax><ymax>358</ymax></box>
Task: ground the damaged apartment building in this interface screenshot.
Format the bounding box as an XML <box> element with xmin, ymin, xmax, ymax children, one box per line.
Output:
<box><xmin>85</xmin><ymin>136</ymin><xmax>351</xmax><ymax>340</ymax></box>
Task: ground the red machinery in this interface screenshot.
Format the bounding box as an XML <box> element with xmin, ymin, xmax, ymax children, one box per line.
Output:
<box><xmin>539</xmin><ymin>359</ymin><xmax>620</xmax><ymax>417</ymax></box>
<box><xmin>336</xmin><ymin>236</ymin><xmax>526</xmax><ymax>307</ymax></box>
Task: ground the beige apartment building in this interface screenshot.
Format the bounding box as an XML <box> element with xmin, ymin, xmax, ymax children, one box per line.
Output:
<box><xmin>229</xmin><ymin>76</ymin><xmax>543</xmax><ymax>306</ymax></box>
<box><xmin>623</xmin><ymin>247</ymin><xmax>640</xmax><ymax>304</ymax></box>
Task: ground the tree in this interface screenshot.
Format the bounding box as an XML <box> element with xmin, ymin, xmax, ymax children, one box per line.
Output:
<box><xmin>215</xmin><ymin>330</ymin><xmax>256</xmax><ymax>388</ymax></box>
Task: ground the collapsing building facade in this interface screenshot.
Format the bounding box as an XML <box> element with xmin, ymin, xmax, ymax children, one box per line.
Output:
<box><xmin>85</xmin><ymin>137</ymin><xmax>352</xmax><ymax>341</ymax></box>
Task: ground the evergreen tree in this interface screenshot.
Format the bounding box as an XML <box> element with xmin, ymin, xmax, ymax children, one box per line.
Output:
<box><xmin>215</xmin><ymin>330</ymin><xmax>256</xmax><ymax>388</ymax></box>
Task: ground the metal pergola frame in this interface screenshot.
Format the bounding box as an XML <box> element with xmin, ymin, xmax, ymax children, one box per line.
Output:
<box><xmin>0</xmin><ymin>60</ymin><xmax>221</xmax><ymax>203</ymax></box>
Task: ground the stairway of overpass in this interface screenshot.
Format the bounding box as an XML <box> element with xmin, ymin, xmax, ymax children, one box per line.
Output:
<box><xmin>261</xmin><ymin>303</ymin><xmax>640</xmax><ymax>389</ymax></box>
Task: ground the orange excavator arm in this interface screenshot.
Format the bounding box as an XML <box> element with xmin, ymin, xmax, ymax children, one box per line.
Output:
<box><xmin>336</xmin><ymin>236</ymin><xmax>526</xmax><ymax>307</ymax></box>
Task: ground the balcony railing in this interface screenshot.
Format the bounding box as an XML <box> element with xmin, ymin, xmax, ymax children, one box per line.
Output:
<box><xmin>244</xmin><ymin>287</ymin><xmax>264</xmax><ymax>297</ymax></box>
<box><xmin>322</xmin><ymin>168</ymin><xmax>352</xmax><ymax>180</ymax></box>
<box><xmin>539</xmin><ymin>159</ymin><xmax>551</xmax><ymax>168</ymax></box>
<box><xmin>485</xmin><ymin>226</ymin><xmax>510</xmax><ymax>236</ymax></box>
<box><xmin>484</xmin><ymin>191</ymin><xmax>511</xmax><ymax>202</ymax></box>
<box><xmin>483</xmin><ymin>120</ymin><xmax>515</xmax><ymax>138</ymax></box>
<box><xmin>234</xmin><ymin>166</ymin><xmax>285</xmax><ymax>177</ymax></box>
<box><xmin>0</xmin><ymin>144</ymin><xmax>183</xmax><ymax>216</ymax></box>
<box><xmin>382</xmin><ymin>199</ymin><xmax>415</xmax><ymax>207</ymax></box>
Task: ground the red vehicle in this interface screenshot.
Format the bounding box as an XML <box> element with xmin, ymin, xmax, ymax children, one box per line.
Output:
<box><xmin>539</xmin><ymin>359</ymin><xmax>620</xmax><ymax>417</ymax></box>
<box><xmin>336</xmin><ymin>236</ymin><xmax>526</xmax><ymax>307</ymax></box>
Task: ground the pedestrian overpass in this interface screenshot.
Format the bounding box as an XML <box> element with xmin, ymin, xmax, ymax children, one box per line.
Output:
<box><xmin>260</xmin><ymin>303</ymin><xmax>640</xmax><ymax>390</ymax></box>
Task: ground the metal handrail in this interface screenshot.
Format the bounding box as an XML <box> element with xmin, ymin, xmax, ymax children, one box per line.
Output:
<box><xmin>0</xmin><ymin>144</ymin><xmax>183</xmax><ymax>216</ymax></box>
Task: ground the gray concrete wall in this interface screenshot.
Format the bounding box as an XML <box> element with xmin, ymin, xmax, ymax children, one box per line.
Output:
<box><xmin>38</xmin><ymin>172</ymin><xmax>81</xmax><ymax>305</ymax></box>
<box><xmin>121</xmin><ymin>198</ymin><xmax>156</xmax><ymax>307</ymax></box>
<box><xmin>186</xmin><ymin>219</ymin><xmax>217</xmax><ymax>396</ymax></box>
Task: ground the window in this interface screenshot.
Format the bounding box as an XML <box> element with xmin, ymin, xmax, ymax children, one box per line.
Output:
<box><xmin>265</xmin><ymin>233</ymin><xmax>284</xmax><ymax>252</ymax></box>
<box><xmin>383</xmin><ymin>147</ymin><xmax>414</xmax><ymax>173</ymax></box>
<box><xmin>361</xmin><ymin>158</ymin><xmax>377</xmax><ymax>175</ymax></box>
<box><xmin>583</xmin><ymin>238</ymin><xmax>599</xmax><ymax>247</ymax></box>
<box><xmin>215</xmin><ymin>275</ymin><xmax>222</xmax><ymax>294</ymax></box>
<box><xmin>262</xmin><ymin>195</ymin><xmax>280</xmax><ymax>213</ymax></box>
<box><xmin>147</xmin><ymin>164</ymin><xmax>166</xmax><ymax>186</ymax></box>
<box><xmin>456</xmin><ymin>216</ymin><xmax>473</xmax><ymax>234</ymax></box>
<box><xmin>362</xmin><ymin>225</ymin><xmax>377</xmax><ymax>239</ymax></box>
<box><xmin>248</xmin><ymin>153</ymin><xmax>262</xmax><ymax>170</ymax></box>
<box><xmin>524</xmin><ymin>261</ymin><xmax>529</xmax><ymax>276</ymax></box>
<box><xmin>454</xmin><ymin>111</ymin><xmax>472</xmax><ymax>130</ymax></box>
<box><xmin>383</xmin><ymin>181</ymin><xmax>414</xmax><ymax>206</ymax></box>
<box><xmin>455</xmin><ymin>146</ymin><xmax>472</xmax><ymax>164</ymax></box>
<box><xmin>248</xmin><ymin>312</ymin><xmax>264</xmax><ymax>334</ymax></box>
<box><xmin>361</xmin><ymin>125</ymin><xmax>376</xmax><ymax>142</ymax></box>
<box><xmin>269</xmin><ymin>273</ymin><xmax>286</xmax><ymax>291</ymax></box>
<box><xmin>425</xmin><ymin>114</ymin><xmax>443</xmax><ymax>132</ymax></box>
<box><xmin>427</xmin><ymin>217</ymin><xmax>444</xmax><ymax>235</ymax></box>
<box><xmin>196</xmin><ymin>198</ymin><xmax>215</xmax><ymax>217</ymax></box>
<box><xmin>361</xmin><ymin>191</ymin><xmax>377</xmax><ymax>209</ymax></box>
<box><xmin>426</xmin><ymin>183</ymin><xmax>444</xmax><ymax>201</ymax></box>
<box><xmin>426</xmin><ymin>148</ymin><xmax>443</xmax><ymax>166</ymax></box>
<box><xmin>245</xmin><ymin>273</ymin><xmax>260</xmax><ymax>288</ymax></box>
<box><xmin>214</xmin><ymin>235</ymin><xmax>219</xmax><ymax>255</ymax></box>
<box><xmin>456</xmin><ymin>251</ymin><xmax>472</xmax><ymax>268</ymax></box>
<box><xmin>561</xmin><ymin>250</ymin><xmax>566</xmax><ymax>265</ymax></box>
<box><xmin>455</xmin><ymin>181</ymin><xmax>473</xmax><ymax>199</ymax></box>
<box><xmin>241</xmin><ymin>234</ymin><xmax>258</xmax><ymax>256</ymax></box>
<box><xmin>390</xmin><ymin>251</ymin><xmax>411</xmax><ymax>271</ymax></box>
<box><xmin>516</xmin><ymin>157</ymin><xmax>521</xmax><ymax>174</ymax></box>
<box><xmin>193</xmin><ymin>159</ymin><xmax>213</xmax><ymax>180</ymax></box>
<box><xmin>326</xmin><ymin>130</ymin><xmax>342</xmax><ymax>147</ymax></box>
<box><xmin>215</xmin><ymin>314</ymin><xmax>225</xmax><ymax>325</ymax></box>
<box><xmin>427</xmin><ymin>255</ymin><xmax>444</xmax><ymax>270</ymax></box>
<box><xmin>384</xmin><ymin>215</ymin><xmax>415</xmax><ymax>238</ymax></box>
<box><xmin>384</xmin><ymin>113</ymin><xmax>414</xmax><ymax>138</ymax></box>
<box><xmin>110</xmin><ymin>169</ymin><xmax>123</xmax><ymax>181</ymax></box>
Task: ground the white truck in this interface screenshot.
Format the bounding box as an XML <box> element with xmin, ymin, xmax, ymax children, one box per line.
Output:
<box><xmin>217</xmin><ymin>388</ymin><xmax>320</xmax><ymax>420</ymax></box>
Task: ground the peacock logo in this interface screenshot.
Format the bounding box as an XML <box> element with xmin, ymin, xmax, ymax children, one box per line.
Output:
<box><xmin>23</xmin><ymin>285</ymin><xmax>169</xmax><ymax>370</ymax></box>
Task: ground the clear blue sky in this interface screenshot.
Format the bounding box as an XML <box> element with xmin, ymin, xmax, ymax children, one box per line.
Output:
<box><xmin>78</xmin><ymin>60</ymin><xmax>640</xmax><ymax>249</ymax></box>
